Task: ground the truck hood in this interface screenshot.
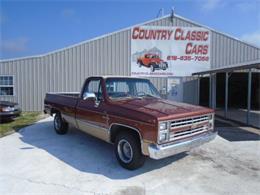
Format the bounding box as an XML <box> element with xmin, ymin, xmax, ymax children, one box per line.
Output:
<box><xmin>113</xmin><ymin>97</ymin><xmax>213</xmax><ymax>120</ymax></box>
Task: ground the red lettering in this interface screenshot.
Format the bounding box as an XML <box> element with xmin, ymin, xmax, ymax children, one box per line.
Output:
<box><xmin>161</xmin><ymin>31</ymin><xmax>167</xmax><ymax>40</ymax></box>
<box><xmin>186</xmin><ymin>43</ymin><xmax>209</xmax><ymax>55</ymax></box>
<box><xmin>203</xmin><ymin>45</ymin><xmax>208</xmax><ymax>54</ymax></box>
<box><xmin>203</xmin><ymin>32</ymin><xmax>209</xmax><ymax>41</ymax></box>
<box><xmin>132</xmin><ymin>27</ymin><xmax>139</xmax><ymax>39</ymax></box>
<box><xmin>168</xmin><ymin>30</ymin><xmax>173</xmax><ymax>40</ymax></box>
<box><xmin>139</xmin><ymin>29</ymin><xmax>145</xmax><ymax>39</ymax></box>
<box><xmin>191</xmin><ymin>31</ymin><xmax>196</xmax><ymax>40</ymax></box>
<box><xmin>175</xmin><ymin>28</ymin><xmax>182</xmax><ymax>40</ymax></box>
<box><xmin>185</xmin><ymin>43</ymin><xmax>193</xmax><ymax>54</ymax></box>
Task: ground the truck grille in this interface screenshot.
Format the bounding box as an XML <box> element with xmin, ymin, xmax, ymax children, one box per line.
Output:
<box><xmin>169</xmin><ymin>115</ymin><xmax>210</xmax><ymax>141</ymax></box>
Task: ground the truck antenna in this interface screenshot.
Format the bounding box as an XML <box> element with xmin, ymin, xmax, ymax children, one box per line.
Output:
<box><xmin>171</xmin><ymin>6</ymin><xmax>175</xmax><ymax>21</ymax></box>
<box><xmin>157</xmin><ymin>8</ymin><xmax>164</xmax><ymax>18</ymax></box>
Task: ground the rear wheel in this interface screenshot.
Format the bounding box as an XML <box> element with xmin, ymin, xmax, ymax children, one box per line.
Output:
<box><xmin>150</xmin><ymin>63</ymin><xmax>156</xmax><ymax>72</ymax></box>
<box><xmin>114</xmin><ymin>132</ymin><xmax>145</xmax><ymax>170</ymax></box>
<box><xmin>137</xmin><ymin>60</ymin><xmax>142</xmax><ymax>67</ymax></box>
<box><xmin>54</xmin><ymin>113</ymin><xmax>68</xmax><ymax>135</ymax></box>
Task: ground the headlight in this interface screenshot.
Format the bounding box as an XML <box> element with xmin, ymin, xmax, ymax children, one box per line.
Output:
<box><xmin>158</xmin><ymin>122</ymin><xmax>169</xmax><ymax>143</ymax></box>
<box><xmin>159</xmin><ymin>122</ymin><xmax>167</xmax><ymax>130</ymax></box>
<box><xmin>159</xmin><ymin>132</ymin><xmax>168</xmax><ymax>142</ymax></box>
<box><xmin>2</xmin><ymin>106</ymin><xmax>14</xmax><ymax>112</ymax></box>
<box><xmin>208</xmin><ymin>114</ymin><xmax>214</xmax><ymax>130</ymax></box>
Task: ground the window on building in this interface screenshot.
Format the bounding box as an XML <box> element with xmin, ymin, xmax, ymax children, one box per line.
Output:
<box><xmin>0</xmin><ymin>76</ymin><xmax>14</xmax><ymax>96</ymax></box>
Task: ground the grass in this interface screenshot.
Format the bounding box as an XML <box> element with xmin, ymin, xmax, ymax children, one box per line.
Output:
<box><xmin>0</xmin><ymin>112</ymin><xmax>46</xmax><ymax>137</ymax></box>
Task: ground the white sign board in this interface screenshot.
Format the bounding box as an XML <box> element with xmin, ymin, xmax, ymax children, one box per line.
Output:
<box><xmin>131</xmin><ymin>26</ymin><xmax>211</xmax><ymax>77</ymax></box>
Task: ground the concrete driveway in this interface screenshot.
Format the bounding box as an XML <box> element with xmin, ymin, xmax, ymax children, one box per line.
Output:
<box><xmin>0</xmin><ymin>117</ymin><xmax>260</xmax><ymax>195</ymax></box>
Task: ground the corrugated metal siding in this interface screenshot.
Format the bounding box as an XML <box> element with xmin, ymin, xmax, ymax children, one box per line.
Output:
<box><xmin>182</xmin><ymin>77</ymin><xmax>199</xmax><ymax>104</ymax></box>
<box><xmin>0</xmin><ymin>15</ymin><xmax>259</xmax><ymax>111</ymax></box>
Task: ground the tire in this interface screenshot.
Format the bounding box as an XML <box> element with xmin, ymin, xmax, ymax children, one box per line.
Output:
<box><xmin>54</xmin><ymin>113</ymin><xmax>68</xmax><ymax>135</ymax></box>
<box><xmin>162</xmin><ymin>62</ymin><xmax>168</xmax><ymax>70</ymax></box>
<box><xmin>150</xmin><ymin>63</ymin><xmax>155</xmax><ymax>72</ymax></box>
<box><xmin>137</xmin><ymin>60</ymin><xmax>142</xmax><ymax>67</ymax></box>
<box><xmin>114</xmin><ymin>131</ymin><xmax>145</xmax><ymax>170</ymax></box>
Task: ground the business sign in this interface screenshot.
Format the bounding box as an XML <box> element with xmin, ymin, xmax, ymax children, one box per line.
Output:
<box><xmin>131</xmin><ymin>26</ymin><xmax>211</xmax><ymax>77</ymax></box>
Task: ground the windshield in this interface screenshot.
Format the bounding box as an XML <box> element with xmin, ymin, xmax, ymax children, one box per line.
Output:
<box><xmin>105</xmin><ymin>78</ymin><xmax>160</xmax><ymax>100</ymax></box>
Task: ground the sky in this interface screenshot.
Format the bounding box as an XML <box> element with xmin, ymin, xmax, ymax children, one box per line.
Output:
<box><xmin>0</xmin><ymin>0</ymin><xmax>260</xmax><ymax>60</ymax></box>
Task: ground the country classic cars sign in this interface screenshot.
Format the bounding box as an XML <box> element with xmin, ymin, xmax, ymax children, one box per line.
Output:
<box><xmin>131</xmin><ymin>26</ymin><xmax>211</xmax><ymax>77</ymax></box>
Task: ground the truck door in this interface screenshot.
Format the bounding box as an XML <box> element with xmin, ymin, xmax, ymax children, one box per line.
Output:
<box><xmin>76</xmin><ymin>78</ymin><xmax>109</xmax><ymax>142</ymax></box>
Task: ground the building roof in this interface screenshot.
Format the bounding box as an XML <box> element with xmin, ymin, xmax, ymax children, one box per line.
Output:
<box><xmin>192</xmin><ymin>59</ymin><xmax>260</xmax><ymax>75</ymax></box>
<box><xmin>1</xmin><ymin>13</ymin><xmax>259</xmax><ymax>62</ymax></box>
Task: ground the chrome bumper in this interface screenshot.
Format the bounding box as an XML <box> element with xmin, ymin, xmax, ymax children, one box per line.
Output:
<box><xmin>148</xmin><ymin>131</ymin><xmax>217</xmax><ymax>160</ymax></box>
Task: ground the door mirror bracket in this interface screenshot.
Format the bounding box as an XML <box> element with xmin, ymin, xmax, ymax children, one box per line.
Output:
<box><xmin>83</xmin><ymin>92</ymin><xmax>96</xmax><ymax>101</ymax></box>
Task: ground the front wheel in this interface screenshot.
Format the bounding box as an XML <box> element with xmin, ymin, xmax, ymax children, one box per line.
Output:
<box><xmin>114</xmin><ymin>132</ymin><xmax>145</xmax><ymax>170</ymax></box>
<box><xmin>137</xmin><ymin>60</ymin><xmax>142</xmax><ymax>67</ymax></box>
<box><xmin>54</xmin><ymin>113</ymin><xmax>68</xmax><ymax>135</ymax></box>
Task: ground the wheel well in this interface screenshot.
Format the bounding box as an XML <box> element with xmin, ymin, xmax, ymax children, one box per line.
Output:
<box><xmin>110</xmin><ymin>124</ymin><xmax>142</xmax><ymax>144</ymax></box>
<box><xmin>50</xmin><ymin>108</ymin><xmax>60</xmax><ymax>116</ymax></box>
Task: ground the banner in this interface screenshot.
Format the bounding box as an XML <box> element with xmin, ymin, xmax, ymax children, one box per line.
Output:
<box><xmin>131</xmin><ymin>26</ymin><xmax>211</xmax><ymax>77</ymax></box>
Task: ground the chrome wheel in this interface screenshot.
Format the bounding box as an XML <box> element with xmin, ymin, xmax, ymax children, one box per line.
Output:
<box><xmin>117</xmin><ymin>139</ymin><xmax>133</xmax><ymax>163</ymax></box>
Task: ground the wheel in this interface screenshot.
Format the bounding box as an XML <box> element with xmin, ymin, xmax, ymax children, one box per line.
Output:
<box><xmin>114</xmin><ymin>132</ymin><xmax>145</xmax><ymax>170</ymax></box>
<box><xmin>163</xmin><ymin>62</ymin><xmax>168</xmax><ymax>70</ymax></box>
<box><xmin>162</xmin><ymin>62</ymin><xmax>167</xmax><ymax>70</ymax></box>
<box><xmin>54</xmin><ymin>113</ymin><xmax>68</xmax><ymax>135</ymax></box>
<box><xmin>150</xmin><ymin>63</ymin><xmax>155</xmax><ymax>72</ymax></box>
<box><xmin>137</xmin><ymin>60</ymin><xmax>142</xmax><ymax>67</ymax></box>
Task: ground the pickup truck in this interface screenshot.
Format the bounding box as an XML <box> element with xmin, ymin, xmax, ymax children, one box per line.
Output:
<box><xmin>44</xmin><ymin>76</ymin><xmax>217</xmax><ymax>170</ymax></box>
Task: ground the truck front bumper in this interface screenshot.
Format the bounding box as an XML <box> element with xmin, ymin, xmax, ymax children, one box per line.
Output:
<box><xmin>148</xmin><ymin>131</ymin><xmax>217</xmax><ymax>160</ymax></box>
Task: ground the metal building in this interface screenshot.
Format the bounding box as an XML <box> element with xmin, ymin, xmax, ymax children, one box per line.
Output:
<box><xmin>0</xmin><ymin>14</ymin><xmax>260</xmax><ymax>126</ymax></box>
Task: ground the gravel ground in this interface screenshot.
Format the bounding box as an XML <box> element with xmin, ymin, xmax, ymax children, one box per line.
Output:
<box><xmin>0</xmin><ymin>117</ymin><xmax>259</xmax><ymax>195</ymax></box>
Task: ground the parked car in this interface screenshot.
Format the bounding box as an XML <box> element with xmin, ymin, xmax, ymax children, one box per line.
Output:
<box><xmin>137</xmin><ymin>53</ymin><xmax>168</xmax><ymax>72</ymax></box>
<box><xmin>44</xmin><ymin>76</ymin><xmax>216</xmax><ymax>170</ymax></box>
<box><xmin>0</xmin><ymin>101</ymin><xmax>21</xmax><ymax>122</ymax></box>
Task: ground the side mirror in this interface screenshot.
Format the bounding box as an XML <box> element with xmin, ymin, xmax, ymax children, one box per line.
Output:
<box><xmin>83</xmin><ymin>92</ymin><xmax>97</xmax><ymax>101</ymax></box>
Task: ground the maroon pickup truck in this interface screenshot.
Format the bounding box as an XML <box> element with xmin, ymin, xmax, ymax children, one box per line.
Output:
<box><xmin>44</xmin><ymin>76</ymin><xmax>216</xmax><ymax>170</ymax></box>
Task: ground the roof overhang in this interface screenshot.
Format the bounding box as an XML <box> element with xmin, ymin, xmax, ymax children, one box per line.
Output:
<box><xmin>192</xmin><ymin>59</ymin><xmax>260</xmax><ymax>75</ymax></box>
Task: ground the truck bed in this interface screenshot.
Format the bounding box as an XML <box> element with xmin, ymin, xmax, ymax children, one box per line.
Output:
<box><xmin>44</xmin><ymin>92</ymin><xmax>80</xmax><ymax>115</ymax></box>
